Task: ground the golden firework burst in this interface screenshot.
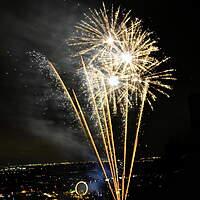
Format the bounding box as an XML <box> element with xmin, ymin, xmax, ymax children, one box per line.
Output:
<box><xmin>35</xmin><ymin>3</ymin><xmax>175</xmax><ymax>200</ymax></box>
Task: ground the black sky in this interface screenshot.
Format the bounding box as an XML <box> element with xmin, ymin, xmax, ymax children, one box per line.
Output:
<box><xmin>0</xmin><ymin>0</ymin><xmax>199</xmax><ymax>165</ymax></box>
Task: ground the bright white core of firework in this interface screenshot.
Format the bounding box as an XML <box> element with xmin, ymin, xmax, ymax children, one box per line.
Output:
<box><xmin>120</xmin><ymin>52</ymin><xmax>132</xmax><ymax>64</ymax></box>
<box><xmin>105</xmin><ymin>36</ymin><xmax>114</xmax><ymax>45</ymax></box>
<box><xmin>108</xmin><ymin>75</ymin><xmax>120</xmax><ymax>87</ymax></box>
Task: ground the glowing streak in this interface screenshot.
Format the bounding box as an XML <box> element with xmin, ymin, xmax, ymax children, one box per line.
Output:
<box><xmin>103</xmin><ymin>79</ymin><xmax>120</xmax><ymax>200</ymax></box>
<box><xmin>124</xmin><ymin>83</ymin><xmax>148</xmax><ymax>200</ymax></box>
<box><xmin>48</xmin><ymin>61</ymin><xmax>116</xmax><ymax>200</ymax></box>
<box><xmin>121</xmin><ymin>82</ymin><xmax>129</xmax><ymax>200</ymax></box>
<box><xmin>81</xmin><ymin>57</ymin><xmax>119</xmax><ymax>195</ymax></box>
<box><xmin>47</xmin><ymin>62</ymin><xmax>82</xmax><ymax>126</ymax></box>
<box><xmin>72</xmin><ymin>90</ymin><xmax>117</xmax><ymax>200</ymax></box>
<box><xmin>102</xmin><ymin>105</ymin><xmax>119</xmax><ymax>196</ymax></box>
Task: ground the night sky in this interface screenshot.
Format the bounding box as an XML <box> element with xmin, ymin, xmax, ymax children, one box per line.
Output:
<box><xmin>0</xmin><ymin>0</ymin><xmax>199</xmax><ymax>166</ymax></box>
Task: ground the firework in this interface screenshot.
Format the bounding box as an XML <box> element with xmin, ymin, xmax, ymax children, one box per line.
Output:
<box><xmin>70</xmin><ymin>4</ymin><xmax>175</xmax><ymax>200</ymax></box>
<box><xmin>35</xmin><ymin>3</ymin><xmax>175</xmax><ymax>200</ymax></box>
<box><xmin>70</xmin><ymin>4</ymin><xmax>175</xmax><ymax>113</ymax></box>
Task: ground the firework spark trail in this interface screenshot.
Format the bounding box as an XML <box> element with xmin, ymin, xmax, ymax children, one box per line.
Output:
<box><xmin>72</xmin><ymin>90</ymin><xmax>117</xmax><ymax>200</ymax></box>
<box><xmin>81</xmin><ymin>57</ymin><xmax>119</xmax><ymax>195</ymax></box>
<box><xmin>102</xmin><ymin>104</ymin><xmax>118</xmax><ymax>191</ymax></box>
<box><xmin>121</xmin><ymin>82</ymin><xmax>129</xmax><ymax>200</ymax></box>
<box><xmin>47</xmin><ymin>61</ymin><xmax>117</xmax><ymax>200</ymax></box>
<box><xmin>124</xmin><ymin>83</ymin><xmax>148</xmax><ymax>200</ymax></box>
<box><xmin>103</xmin><ymin>79</ymin><xmax>121</xmax><ymax>199</ymax></box>
<box><xmin>47</xmin><ymin>62</ymin><xmax>81</xmax><ymax>120</ymax></box>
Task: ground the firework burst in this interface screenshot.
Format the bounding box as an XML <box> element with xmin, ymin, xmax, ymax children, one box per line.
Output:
<box><xmin>34</xmin><ymin>3</ymin><xmax>175</xmax><ymax>200</ymax></box>
<box><xmin>69</xmin><ymin>4</ymin><xmax>175</xmax><ymax>200</ymax></box>
<box><xmin>70</xmin><ymin>3</ymin><xmax>175</xmax><ymax>114</ymax></box>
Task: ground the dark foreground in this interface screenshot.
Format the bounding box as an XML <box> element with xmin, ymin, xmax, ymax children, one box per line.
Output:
<box><xmin>0</xmin><ymin>154</ymin><xmax>198</xmax><ymax>200</ymax></box>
